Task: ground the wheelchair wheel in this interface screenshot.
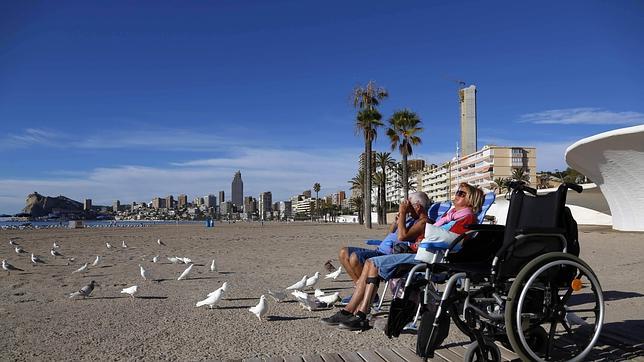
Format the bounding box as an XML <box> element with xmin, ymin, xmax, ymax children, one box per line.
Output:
<box><xmin>463</xmin><ymin>339</ymin><xmax>501</xmax><ymax>362</ymax></box>
<box><xmin>449</xmin><ymin>301</ymin><xmax>474</xmax><ymax>338</ymax></box>
<box><xmin>505</xmin><ymin>252</ymin><xmax>604</xmax><ymax>361</ymax></box>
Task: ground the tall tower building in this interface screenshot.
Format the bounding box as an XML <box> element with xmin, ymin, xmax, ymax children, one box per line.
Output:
<box><xmin>231</xmin><ymin>171</ymin><xmax>243</xmax><ymax>207</ymax></box>
<box><xmin>459</xmin><ymin>85</ymin><xmax>477</xmax><ymax>157</ymax></box>
<box><xmin>218</xmin><ymin>191</ymin><xmax>225</xmax><ymax>204</ymax></box>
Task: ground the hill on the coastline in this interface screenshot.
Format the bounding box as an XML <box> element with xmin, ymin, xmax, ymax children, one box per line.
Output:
<box><xmin>22</xmin><ymin>192</ymin><xmax>83</xmax><ymax>217</ymax></box>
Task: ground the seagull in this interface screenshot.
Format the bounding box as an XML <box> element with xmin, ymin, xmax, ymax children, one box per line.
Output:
<box><xmin>196</xmin><ymin>289</ymin><xmax>223</xmax><ymax>309</ymax></box>
<box><xmin>121</xmin><ymin>240</ymin><xmax>128</xmax><ymax>248</ymax></box>
<box><xmin>285</xmin><ymin>275</ymin><xmax>307</xmax><ymax>290</ymax></box>
<box><xmin>291</xmin><ymin>290</ymin><xmax>317</xmax><ymax>311</ymax></box>
<box><xmin>31</xmin><ymin>253</ymin><xmax>45</xmax><ymax>264</ymax></box>
<box><xmin>2</xmin><ymin>259</ymin><xmax>24</xmax><ymax>275</ymax></box>
<box><xmin>157</xmin><ymin>238</ymin><xmax>166</xmax><ymax>246</ymax></box>
<box><xmin>72</xmin><ymin>263</ymin><xmax>88</xmax><ymax>274</ymax></box>
<box><xmin>167</xmin><ymin>257</ymin><xmax>180</xmax><ymax>264</ymax></box>
<box><xmin>139</xmin><ymin>264</ymin><xmax>149</xmax><ymax>281</ymax></box>
<box><xmin>249</xmin><ymin>295</ymin><xmax>268</xmax><ymax>321</ymax></box>
<box><xmin>106</xmin><ymin>242</ymin><xmax>112</xmax><ymax>249</ymax></box>
<box><xmin>267</xmin><ymin>289</ymin><xmax>287</xmax><ymax>302</ymax></box>
<box><xmin>50</xmin><ymin>248</ymin><xmax>63</xmax><ymax>258</ymax></box>
<box><xmin>208</xmin><ymin>282</ymin><xmax>228</xmax><ymax>297</ymax></box>
<box><xmin>15</xmin><ymin>246</ymin><xmax>27</xmax><ymax>254</ymax></box>
<box><xmin>68</xmin><ymin>280</ymin><xmax>97</xmax><ymax>298</ymax></box>
<box><xmin>305</xmin><ymin>272</ymin><xmax>320</xmax><ymax>289</ymax></box>
<box><xmin>92</xmin><ymin>256</ymin><xmax>101</xmax><ymax>267</ymax></box>
<box><xmin>152</xmin><ymin>255</ymin><xmax>159</xmax><ymax>263</ymax></box>
<box><xmin>53</xmin><ymin>241</ymin><xmax>60</xmax><ymax>248</ymax></box>
<box><xmin>314</xmin><ymin>289</ymin><xmax>325</xmax><ymax>297</ymax></box>
<box><xmin>325</xmin><ymin>267</ymin><xmax>342</xmax><ymax>280</ymax></box>
<box><xmin>210</xmin><ymin>259</ymin><xmax>217</xmax><ymax>272</ymax></box>
<box><xmin>121</xmin><ymin>285</ymin><xmax>138</xmax><ymax>298</ymax></box>
<box><xmin>177</xmin><ymin>264</ymin><xmax>193</xmax><ymax>280</ymax></box>
<box><xmin>316</xmin><ymin>292</ymin><xmax>341</xmax><ymax>306</ymax></box>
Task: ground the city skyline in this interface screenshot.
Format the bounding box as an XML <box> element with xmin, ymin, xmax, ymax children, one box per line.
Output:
<box><xmin>1</xmin><ymin>1</ymin><xmax>643</xmax><ymax>214</ymax></box>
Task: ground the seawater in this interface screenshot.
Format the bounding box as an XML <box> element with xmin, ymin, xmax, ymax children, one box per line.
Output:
<box><xmin>0</xmin><ymin>219</ymin><xmax>203</xmax><ymax>228</ymax></box>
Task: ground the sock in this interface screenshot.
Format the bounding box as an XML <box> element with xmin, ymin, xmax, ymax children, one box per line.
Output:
<box><xmin>340</xmin><ymin>309</ymin><xmax>352</xmax><ymax>316</ymax></box>
<box><xmin>355</xmin><ymin>311</ymin><xmax>367</xmax><ymax>320</ymax></box>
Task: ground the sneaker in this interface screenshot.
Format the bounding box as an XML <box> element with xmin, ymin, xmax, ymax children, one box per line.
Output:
<box><xmin>338</xmin><ymin>315</ymin><xmax>370</xmax><ymax>331</ymax></box>
<box><xmin>321</xmin><ymin>310</ymin><xmax>353</xmax><ymax>326</ymax></box>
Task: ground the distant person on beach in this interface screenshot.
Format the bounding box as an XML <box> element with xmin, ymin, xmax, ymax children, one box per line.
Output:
<box><xmin>336</xmin><ymin>191</ymin><xmax>431</xmax><ymax>283</ymax></box>
<box><xmin>322</xmin><ymin>183</ymin><xmax>484</xmax><ymax>331</ymax></box>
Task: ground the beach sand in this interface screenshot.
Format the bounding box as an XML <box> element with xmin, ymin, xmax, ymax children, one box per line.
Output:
<box><xmin>1</xmin><ymin>223</ymin><xmax>642</xmax><ymax>360</ymax></box>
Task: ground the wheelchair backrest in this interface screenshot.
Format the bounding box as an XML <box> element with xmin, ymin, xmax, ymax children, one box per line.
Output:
<box><xmin>498</xmin><ymin>185</ymin><xmax>572</xmax><ymax>277</ymax></box>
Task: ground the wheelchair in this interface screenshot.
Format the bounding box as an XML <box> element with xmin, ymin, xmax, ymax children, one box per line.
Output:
<box><xmin>398</xmin><ymin>182</ymin><xmax>604</xmax><ymax>362</ymax></box>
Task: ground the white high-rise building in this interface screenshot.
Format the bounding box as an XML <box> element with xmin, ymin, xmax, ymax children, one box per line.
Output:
<box><xmin>460</xmin><ymin>85</ymin><xmax>477</xmax><ymax>157</ymax></box>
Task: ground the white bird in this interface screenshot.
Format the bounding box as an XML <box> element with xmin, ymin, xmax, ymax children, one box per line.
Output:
<box><xmin>285</xmin><ymin>275</ymin><xmax>307</xmax><ymax>290</ymax></box>
<box><xmin>121</xmin><ymin>240</ymin><xmax>128</xmax><ymax>248</ymax></box>
<box><xmin>180</xmin><ymin>257</ymin><xmax>192</xmax><ymax>264</ymax></box>
<box><xmin>157</xmin><ymin>238</ymin><xmax>166</xmax><ymax>246</ymax></box>
<box><xmin>139</xmin><ymin>264</ymin><xmax>149</xmax><ymax>281</ymax></box>
<box><xmin>72</xmin><ymin>263</ymin><xmax>88</xmax><ymax>274</ymax></box>
<box><xmin>210</xmin><ymin>259</ymin><xmax>217</xmax><ymax>272</ymax></box>
<box><xmin>53</xmin><ymin>241</ymin><xmax>59</xmax><ymax>248</ymax></box>
<box><xmin>9</xmin><ymin>239</ymin><xmax>18</xmax><ymax>246</ymax></box>
<box><xmin>2</xmin><ymin>259</ymin><xmax>24</xmax><ymax>275</ymax></box>
<box><xmin>31</xmin><ymin>253</ymin><xmax>45</xmax><ymax>264</ymax></box>
<box><xmin>152</xmin><ymin>255</ymin><xmax>159</xmax><ymax>263</ymax></box>
<box><xmin>177</xmin><ymin>264</ymin><xmax>193</xmax><ymax>280</ymax></box>
<box><xmin>267</xmin><ymin>289</ymin><xmax>287</xmax><ymax>302</ymax></box>
<box><xmin>291</xmin><ymin>290</ymin><xmax>317</xmax><ymax>311</ymax></box>
<box><xmin>317</xmin><ymin>292</ymin><xmax>341</xmax><ymax>306</ymax></box>
<box><xmin>305</xmin><ymin>272</ymin><xmax>320</xmax><ymax>289</ymax></box>
<box><xmin>92</xmin><ymin>255</ymin><xmax>101</xmax><ymax>266</ymax></box>
<box><xmin>208</xmin><ymin>282</ymin><xmax>228</xmax><ymax>297</ymax></box>
<box><xmin>121</xmin><ymin>285</ymin><xmax>138</xmax><ymax>298</ymax></box>
<box><xmin>249</xmin><ymin>295</ymin><xmax>268</xmax><ymax>321</ymax></box>
<box><xmin>314</xmin><ymin>289</ymin><xmax>325</xmax><ymax>297</ymax></box>
<box><xmin>106</xmin><ymin>242</ymin><xmax>112</xmax><ymax>249</ymax></box>
<box><xmin>15</xmin><ymin>246</ymin><xmax>26</xmax><ymax>254</ymax></box>
<box><xmin>167</xmin><ymin>256</ymin><xmax>180</xmax><ymax>264</ymax></box>
<box><xmin>50</xmin><ymin>248</ymin><xmax>63</xmax><ymax>258</ymax></box>
<box><xmin>68</xmin><ymin>280</ymin><xmax>96</xmax><ymax>298</ymax></box>
<box><xmin>325</xmin><ymin>266</ymin><xmax>342</xmax><ymax>280</ymax></box>
<box><xmin>196</xmin><ymin>289</ymin><xmax>224</xmax><ymax>309</ymax></box>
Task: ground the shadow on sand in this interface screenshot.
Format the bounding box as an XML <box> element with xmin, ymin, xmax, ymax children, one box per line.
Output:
<box><xmin>266</xmin><ymin>315</ymin><xmax>317</xmax><ymax>322</ymax></box>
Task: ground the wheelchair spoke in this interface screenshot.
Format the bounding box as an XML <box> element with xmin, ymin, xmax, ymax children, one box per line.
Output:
<box><xmin>565</xmin><ymin>307</ymin><xmax>599</xmax><ymax>313</ymax></box>
<box><xmin>546</xmin><ymin>320</ymin><xmax>557</xmax><ymax>359</ymax></box>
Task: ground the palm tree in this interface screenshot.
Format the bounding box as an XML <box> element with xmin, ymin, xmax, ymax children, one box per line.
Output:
<box><xmin>493</xmin><ymin>177</ymin><xmax>508</xmax><ymax>194</ymax></box>
<box><xmin>349</xmin><ymin>170</ymin><xmax>365</xmax><ymax>225</ymax></box>
<box><xmin>386</xmin><ymin>109</ymin><xmax>423</xmax><ymax>199</ymax></box>
<box><xmin>375</xmin><ymin>151</ymin><xmax>395</xmax><ymax>224</ymax></box>
<box><xmin>352</xmin><ymin>81</ymin><xmax>388</xmax><ymax>229</ymax></box>
<box><xmin>511</xmin><ymin>168</ymin><xmax>530</xmax><ymax>183</ymax></box>
<box><xmin>313</xmin><ymin>182</ymin><xmax>321</xmax><ymax>221</ymax></box>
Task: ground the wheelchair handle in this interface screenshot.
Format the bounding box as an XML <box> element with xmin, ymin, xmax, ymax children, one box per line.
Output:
<box><xmin>564</xmin><ymin>182</ymin><xmax>583</xmax><ymax>193</ymax></box>
<box><xmin>507</xmin><ymin>180</ymin><xmax>537</xmax><ymax>196</ymax></box>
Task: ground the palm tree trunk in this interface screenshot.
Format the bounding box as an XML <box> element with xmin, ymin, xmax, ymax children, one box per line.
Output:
<box><xmin>381</xmin><ymin>177</ymin><xmax>387</xmax><ymax>224</ymax></box>
<box><xmin>364</xmin><ymin>138</ymin><xmax>372</xmax><ymax>229</ymax></box>
<box><xmin>402</xmin><ymin>153</ymin><xmax>409</xmax><ymax>199</ymax></box>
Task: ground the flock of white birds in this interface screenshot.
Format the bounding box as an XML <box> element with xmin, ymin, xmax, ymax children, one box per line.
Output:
<box><xmin>3</xmin><ymin>236</ymin><xmax>344</xmax><ymax>321</ymax></box>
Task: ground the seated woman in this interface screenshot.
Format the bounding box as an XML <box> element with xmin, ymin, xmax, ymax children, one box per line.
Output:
<box><xmin>321</xmin><ymin>183</ymin><xmax>484</xmax><ymax>331</ymax></box>
<box><xmin>337</xmin><ymin>191</ymin><xmax>430</xmax><ymax>283</ymax></box>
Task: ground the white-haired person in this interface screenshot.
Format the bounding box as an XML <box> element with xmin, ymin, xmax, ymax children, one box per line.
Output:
<box><xmin>322</xmin><ymin>183</ymin><xmax>484</xmax><ymax>330</ymax></box>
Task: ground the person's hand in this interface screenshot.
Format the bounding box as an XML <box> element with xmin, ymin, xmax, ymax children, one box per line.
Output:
<box><xmin>398</xmin><ymin>199</ymin><xmax>409</xmax><ymax>214</ymax></box>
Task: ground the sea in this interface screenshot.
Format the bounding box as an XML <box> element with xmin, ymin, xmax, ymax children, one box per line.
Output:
<box><xmin>0</xmin><ymin>218</ymin><xmax>204</xmax><ymax>229</ymax></box>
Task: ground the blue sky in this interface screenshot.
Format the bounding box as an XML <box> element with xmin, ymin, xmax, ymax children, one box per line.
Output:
<box><xmin>1</xmin><ymin>0</ymin><xmax>643</xmax><ymax>213</ymax></box>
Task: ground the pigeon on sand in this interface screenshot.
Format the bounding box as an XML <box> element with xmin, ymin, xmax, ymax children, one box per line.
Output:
<box><xmin>157</xmin><ymin>238</ymin><xmax>166</xmax><ymax>246</ymax></box>
<box><xmin>92</xmin><ymin>256</ymin><xmax>101</xmax><ymax>266</ymax></box>
<box><xmin>68</xmin><ymin>280</ymin><xmax>96</xmax><ymax>298</ymax></box>
<box><xmin>121</xmin><ymin>240</ymin><xmax>128</xmax><ymax>248</ymax></box>
<box><xmin>314</xmin><ymin>289</ymin><xmax>325</xmax><ymax>297</ymax></box>
<box><xmin>249</xmin><ymin>295</ymin><xmax>268</xmax><ymax>321</ymax></box>
<box><xmin>305</xmin><ymin>272</ymin><xmax>320</xmax><ymax>289</ymax></box>
<box><xmin>139</xmin><ymin>264</ymin><xmax>149</xmax><ymax>281</ymax></box>
<box><xmin>50</xmin><ymin>248</ymin><xmax>63</xmax><ymax>258</ymax></box>
<box><xmin>316</xmin><ymin>292</ymin><xmax>341</xmax><ymax>306</ymax></box>
<box><xmin>152</xmin><ymin>255</ymin><xmax>159</xmax><ymax>263</ymax></box>
<box><xmin>53</xmin><ymin>241</ymin><xmax>60</xmax><ymax>248</ymax></box>
<box><xmin>196</xmin><ymin>288</ymin><xmax>224</xmax><ymax>309</ymax></box>
<box><xmin>106</xmin><ymin>242</ymin><xmax>112</xmax><ymax>249</ymax></box>
<box><xmin>15</xmin><ymin>246</ymin><xmax>27</xmax><ymax>254</ymax></box>
<box><xmin>121</xmin><ymin>285</ymin><xmax>138</xmax><ymax>298</ymax></box>
<box><xmin>9</xmin><ymin>239</ymin><xmax>19</xmax><ymax>246</ymax></box>
<box><xmin>177</xmin><ymin>264</ymin><xmax>193</xmax><ymax>280</ymax></box>
<box><xmin>285</xmin><ymin>275</ymin><xmax>307</xmax><ymax>290</ymax></box>
<box><xmin>167</xmin><ymin>256</ymin><xmax>180</xmax><ymax>264</ymax></box>
<box><xmin>325</xmin><ymin>267</ymin><xmax>342</xmax><ymax>280</ymax></box>
<box><xmin>291</xmin><ymin>290</ymin><xmax>317</xmax><ymax>311</ymax></box>
<box><xmin>72</xmin><ymin>263</ymin><xmax>89</xmax><ymax>274</ymax></box>
<box><xmin>31</xmin><ymin>253</ymin><xmax>46</xmax><ymax>264</ymax></box>
<box><xmin>2</xmin><ymin>259</ymin><xmax>24</xmax><ymax>275</ymax></box>
<box><xmin>208</xmin><ymin>282</ymin><xmax>228</xmax><ymax>297</ymax></box>
<box><xmin>210</xmin><ymin>259</ymin><xmax>217</xmax><ymax>272</ymax></box>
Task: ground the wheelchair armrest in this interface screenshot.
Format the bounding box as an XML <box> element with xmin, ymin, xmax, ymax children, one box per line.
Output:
<box><xmin>464</xmin><ymin>224</ymin><xmax>505</xmax><ymax>232</ymax></box>
<box><xmin>516</xmin><ymin>227</ymin><xmax>565</xmax><ymax>235</ymax></box>
<box><xmin>365</xmin><ymin>239</ymin><xmax>381</xmax><ymax>246</ymax></box>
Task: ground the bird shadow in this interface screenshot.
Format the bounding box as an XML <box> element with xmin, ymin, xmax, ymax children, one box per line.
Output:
<box><xmin>334</xmin><ymin>279</ymin><xmax>353</xmax><ymax>283</ymax></box>
<box><xmin>87</xmin><ymin>296</ymin><xmax>125</xmax><ymax>300</ymax></box>
<box><xmin>186</xmin><ymin>276</ymin><xmax>218</xmax><ymax>281</ymax></box>
<box><xmin>86</xmin><ymin>274</ymin><xmax>108</xmax><ymax>278</ymax></box>
<box><xmin>266</xmin><ymin>315</ymin><xmax>316</xmax><ymax>322</ymax></box>
<box><xmin>137</xmin><ymin>296</ymin><xmax>168</xmax><ymax>300</ymax></box>
<box><xmin>316</xmin><ymin>287</ymin><xmax>342</xmax><ymax>292</ymax></box>
<box><xmin>217</xmin><ymin>271</ymin><xmax>235</xmax><ymax>275</ymax></box>
<box><xmin>216</xmin><ymin>305</ymin><xmax>252</xmax><ymax>310</ymax></box>
<box><xmin>99</xmin><ymin>265</ymin><xmax>113</xmax><ymax>269</ymax></box>
<box><xmin>225</xmin><ymin>297</ymin><xmax>260</xmax><ymax>301</ymax></box>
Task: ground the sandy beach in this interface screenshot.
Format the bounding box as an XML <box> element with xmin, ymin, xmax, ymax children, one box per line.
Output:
<box><xmin>1</xmin><ymin>222</ymin><xmax>643</xmax><ymax>361</ymax></box>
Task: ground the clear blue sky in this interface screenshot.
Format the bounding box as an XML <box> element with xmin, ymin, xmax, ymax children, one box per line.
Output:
<box><xmin>1</xmin><ymin>0</ymin><xmax>643</xmax><ymax>213</ymax></box>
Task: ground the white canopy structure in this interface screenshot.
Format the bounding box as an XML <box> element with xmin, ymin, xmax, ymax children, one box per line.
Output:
<box><xmin>565</xmin><ymin>125</ymin><xmax>644</xmax><ymax>231</ymax></box>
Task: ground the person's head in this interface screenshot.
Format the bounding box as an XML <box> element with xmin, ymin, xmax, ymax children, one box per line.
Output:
<box><xmin>407</xmin><ymin>191</ymin><xmax>430</xmax><ymax>218</ymax></box>
<box><xmin>453</xmin><ymin>182</ymin><xmax>484</xmax><ymax>214</ymax></box>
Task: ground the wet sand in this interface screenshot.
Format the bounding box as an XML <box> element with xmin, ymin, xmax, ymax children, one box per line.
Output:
<box><xmin>1</xmin><ymin>223</ymin><xmax>642</xmax><ymax>360</ymax></box>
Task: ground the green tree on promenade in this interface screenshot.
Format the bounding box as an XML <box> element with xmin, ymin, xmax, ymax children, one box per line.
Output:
<box><xmin>352</xmin><ymin>81</ymin><xmax>388</xmax><ymax>229</ymax></box>
<box><xmin>349</xmin><ymin>170</ymin><xmax>365</xmax><ymax>225</ymax></box>
<box><xmin>313</xmin><ymin>182</ymin><xmax>321</xmax><ymax>221</ymax></box>
<box><xmin>386</xmin><ymin>109</ymin><xmax>423</xmax><ymax>199</ymax></box>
